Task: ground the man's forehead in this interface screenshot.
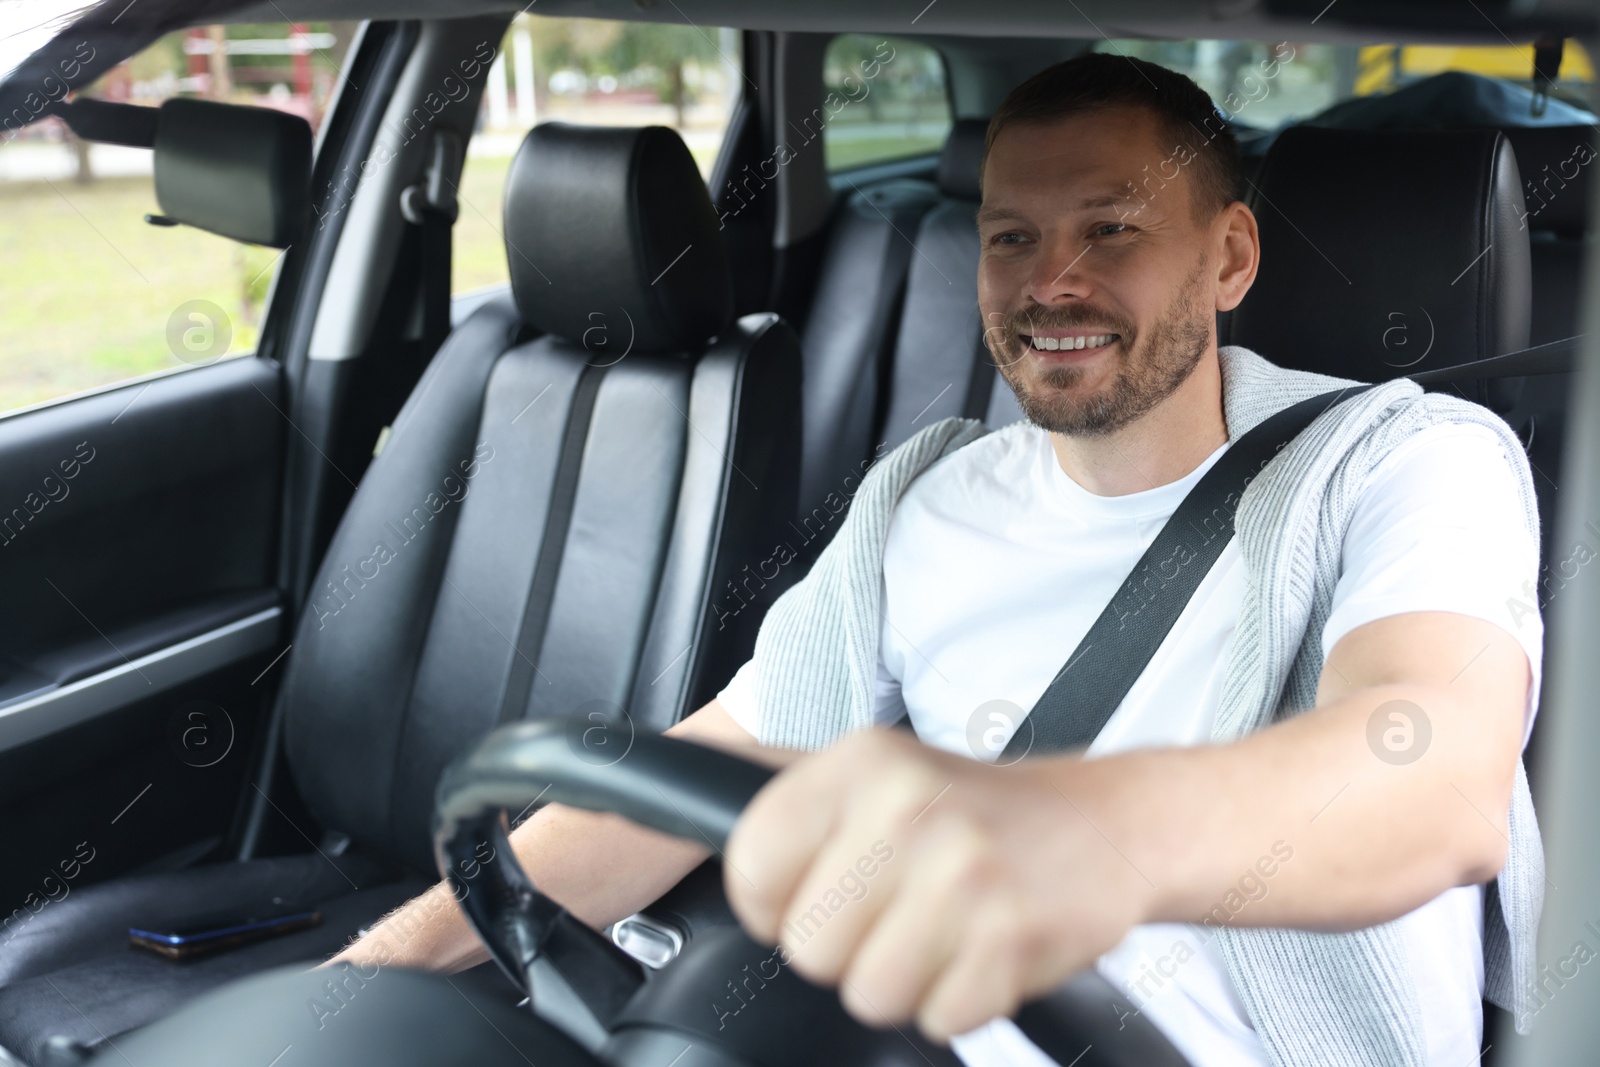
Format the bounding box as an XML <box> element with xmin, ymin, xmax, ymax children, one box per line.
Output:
<box><xmin>977</xmin><ymin>190</ymin><xmax>1138</xmax><ymax>222</ymax></box>
<box><xmin>988</xmin><ymin>105</ymin><xmax>1167</xmax><ymax>156</ymax></box>
<box><xmin>981</xmin><ymin>109</ymin><xmax>1186</xmax><ymax>213</ymax></box>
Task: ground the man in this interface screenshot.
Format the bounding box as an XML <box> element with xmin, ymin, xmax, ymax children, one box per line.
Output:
<box><xmin>324</xmin><ymin>55</ymin><xmax>1542</xmax><ymax>1066</ymax></box>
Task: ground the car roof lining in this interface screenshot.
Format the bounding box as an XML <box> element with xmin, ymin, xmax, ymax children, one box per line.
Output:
<box><xmin>211</xmin><ymin>0</ymin><xmax>1595</xmax><ymax>43</ymax></box>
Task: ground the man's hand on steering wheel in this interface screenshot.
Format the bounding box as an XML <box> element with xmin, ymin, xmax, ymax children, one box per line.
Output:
<box><xmin>725</xmin><ymin>728</ymin><xmax>1154</xmax><ymax>1044</ymax></box>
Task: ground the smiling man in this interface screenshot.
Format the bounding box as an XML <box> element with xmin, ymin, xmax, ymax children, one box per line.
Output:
<box><xmin>324</xmin><ymin>54</ymin><xmax>1543</xmax><ymax>1067</ymax></box>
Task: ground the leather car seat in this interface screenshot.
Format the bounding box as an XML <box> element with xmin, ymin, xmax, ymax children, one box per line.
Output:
<box><xmin>0</xmin><ymin>122</ymin><xmax>800</xmax><ymax>1067</ymax></box>
<box><xmin>1225</xmin><ymin>126</ymin><xmax>1532</xmax><ymax>412</ymax></box>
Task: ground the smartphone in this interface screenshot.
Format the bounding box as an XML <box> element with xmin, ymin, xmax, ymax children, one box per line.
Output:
<box><xmin>129</xmin><ymin>908</ymin><xmax>322</xmax><ymax>960</ymax></box>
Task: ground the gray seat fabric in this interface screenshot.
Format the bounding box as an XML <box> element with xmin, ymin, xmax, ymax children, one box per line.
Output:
<box><xmin>0</xmin><ymin>123</ymin><xmax>801</xmax><ymax>1067</ymax></box>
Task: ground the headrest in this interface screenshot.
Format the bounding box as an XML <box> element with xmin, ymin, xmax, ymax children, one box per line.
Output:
<box><xmin>937</xmin><ymin>117</ymin><xmax>989</xmax><ymax>201</ymax></box>
<box><xmin>1227</xmin><ymin>126</ymin><xmax>1530</xmax><ymax>412</ymax></box>
<box><xmin>504</xmin><ymin>123</ymin><xmax>733</xmax><ymax>353</ymax></box>
<box><xmin>1502</xmin><ymin>125</ymin><xmax>1593</xmax><ymax>236</ymax></box>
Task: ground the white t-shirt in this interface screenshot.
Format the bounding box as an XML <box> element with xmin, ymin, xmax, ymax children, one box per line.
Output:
<box><xmin>719</xmin><ymin>419</ymin><xmax>1543</xmax><ymax>1067</ymax></box>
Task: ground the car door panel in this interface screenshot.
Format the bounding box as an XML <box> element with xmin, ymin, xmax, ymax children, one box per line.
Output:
<box><xmin>0</xmin><ymin>357</ymin><xmax>287</xmax><ymax>907</ymax></box>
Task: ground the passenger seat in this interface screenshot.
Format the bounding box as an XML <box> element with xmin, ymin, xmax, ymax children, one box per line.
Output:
<box><xmin>0</xmin><ymin>124</ymin><xmax>801</xmax><ymax>1066</ymax></box>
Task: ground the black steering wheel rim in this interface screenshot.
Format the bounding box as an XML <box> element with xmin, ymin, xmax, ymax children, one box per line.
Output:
<box><xmin>432</xmin><ymin>720</ymin><xmax>772</xmax><ymax>991</ymax></box>
<box><xmin>432</xmin><ymin>718</ymin><xmax>1193</xmax><ymax>1067</ymax></box>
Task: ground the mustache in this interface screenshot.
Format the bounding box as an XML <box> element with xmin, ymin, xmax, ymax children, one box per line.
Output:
<box><xmin>984</xmin><ymin>304</ymin><xmax>1136</xmax><ymax>366</ymax></box>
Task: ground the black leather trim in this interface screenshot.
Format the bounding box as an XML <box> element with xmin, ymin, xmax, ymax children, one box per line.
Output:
<box><xmin>961</xmin><ymin>337</ymin><xmax>997</xmax><ymax>420</ymax></box>
<box><xmin>496</xmin><ymin>362</ymin><xmax>607</xmax><ymax>726</ymax></box>
<box><xmin>798</xmin><ymin>179</ymin><xmax>939</xmax><ymax>514</ymax></box>
<box><xmin>505</xmin><ymin>123</ymin><xmax>734</xmax><ymax>353</ymax></box>
<box><xmin>280</xmin><ymin>296</ymin><xmax>523</xmax><ymax>865</ymax></box>
<box><xmin>0</xmin><ymin>852</ymin><xmax>401</xmax><ymax>988</ymax></box>
<box><xmin>67</xmin><ymin>960</ymin><xmax>588</xmax><ymax>1067</ymax></box>
<box><xmin>880</xmin><ymin>197</ymin><xmax>985</xmax><ymax>448</ymax></box>
<box><xmin>1229</xmin><ymin>127</ymin><xmax>1531</xmax><ymax>412</ymax></box>
<box><xmin>1503</xmin><ymin>124</ymin><xmax>1594</xmax><ymax>236</ymax></box>
<box><xmin>936</xmin><ymin>117</ymin><xmax>988</xmax><ymax>201</ymax></box>
<box><xmin>630</xmin><ymin>313</ymin><xmax>803</xmax><ymax>731</ymax></box>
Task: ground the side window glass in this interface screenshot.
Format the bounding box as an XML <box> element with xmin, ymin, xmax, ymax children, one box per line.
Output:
<box><xmin>0</xmin><ymin>23</ymin><xmax>354</xmax><ymax>416</ymax></box>
<box><xmin>452</xmin><ymin>16</ymin><xmax>744</xmax><ymax>297</ymax></box>
<box><xmin>822</xmin><ymin>35</ymin><xmax>952</xmax><ymax>172</ymax></box>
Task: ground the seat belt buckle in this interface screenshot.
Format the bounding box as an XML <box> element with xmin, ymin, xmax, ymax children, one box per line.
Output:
<box><xmin>399</xmin><ymin>127</ymin><xmax>464</xmax><ymax>226</ymax></box>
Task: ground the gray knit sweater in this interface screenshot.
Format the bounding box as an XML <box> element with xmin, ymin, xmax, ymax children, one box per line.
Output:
<box><xmin>747</xmin><ymin>346</ymin><xmax>1543</xmax><ymax>1066</ymax></box>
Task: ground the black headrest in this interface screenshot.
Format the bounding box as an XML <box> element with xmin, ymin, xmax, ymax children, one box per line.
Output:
<box><xmin>504</xmin><ymin>123</ymin><xmax>733</xmax><ymax>353</ymax></box>
<box><xmin>937</xmin><ymin>117</ymin><xmax>989</xmax><ymax>201</ymax></box>
<box><xmin>1502</xmin><ymin>125</ymin><xmax>1593</xmax><ymax>236</ymax></box>
<box><xmin>1228</xmin><ymin>126</ymin><xmax>1530</xmax><ymax>412</ymax></box>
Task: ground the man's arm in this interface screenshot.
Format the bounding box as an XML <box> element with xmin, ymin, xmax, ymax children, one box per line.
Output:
<box><xmin>321</xmin><ymin>699</ymin><xmax>798</xmax><ymax>973</ymax></box>
<box><xmin>725</xmin><ymin>609</ymin><xmax>1531</xmax><ymax>1042</ymax></box>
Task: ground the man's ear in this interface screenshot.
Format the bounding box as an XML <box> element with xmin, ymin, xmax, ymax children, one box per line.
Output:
<box><xmin>1213</xmin><ymin>201</ymin><xmax>1260</xmax><ymax>313</ymax></box>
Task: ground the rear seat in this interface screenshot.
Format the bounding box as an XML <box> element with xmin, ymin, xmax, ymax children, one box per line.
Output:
<box><xmin>795</xmin><ymin>119</ymin><xmax>1018</xmax><ymax>553</ymax></box>
<box><xmin>798</xmin><ymin>177</ymin><xmax>940</xmax><ymax>520</ymax></box>
<box><xmin>878</xmin><ymin>118</ymin><xmax>1025</xmax><ymax>448</ymax></box>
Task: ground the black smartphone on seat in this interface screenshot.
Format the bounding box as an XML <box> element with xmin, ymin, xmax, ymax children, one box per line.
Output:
<box><xmin>129</xmin><ymin>908</ymin><xmax>322</xmax><ymax>960</ymax></box>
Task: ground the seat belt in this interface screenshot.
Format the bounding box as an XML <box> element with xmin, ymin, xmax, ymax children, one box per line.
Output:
<box><xmin>1407</xmin><ymin>332</ymin><xmax>1583</xmax><ymax>384</ymax></box>
<box><xmin>997</xmin><ymin>386</ymin><xmax>1371</xmax><ymax>759</ymax></box>
<box><xmin>997</xmin><ymin>334</ymin><xmax>1586</xmax><ymax>761</ymax></box>
<box><xmin>399</xmin><ymin>128</ymin><xmax>464</xmax><ymax>358</ymax></box>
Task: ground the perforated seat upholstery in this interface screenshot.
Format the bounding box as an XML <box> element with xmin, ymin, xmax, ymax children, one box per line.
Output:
<box><xmin>0</xmin><ymin>123</ymin><xmax>800</xmax><ymax>1067</ymax></box>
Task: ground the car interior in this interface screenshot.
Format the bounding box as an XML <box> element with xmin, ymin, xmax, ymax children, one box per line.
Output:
<box><xmin>1</xmin><ymin>0</ymin><xmax>1598</xmax><ymax>1065</ymax></box>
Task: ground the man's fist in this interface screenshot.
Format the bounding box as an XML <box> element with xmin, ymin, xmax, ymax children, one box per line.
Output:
<box><xmin>724</xmin><ymin>729</ymin><xmax>1156</xmax><ymax>1043</ymax></box>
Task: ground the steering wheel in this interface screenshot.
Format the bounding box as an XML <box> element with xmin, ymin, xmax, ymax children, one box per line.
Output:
<box><xmin>431</xmin><ymin>718</ymin><xmax>1194</xmax><ymax>1067</ymax></box>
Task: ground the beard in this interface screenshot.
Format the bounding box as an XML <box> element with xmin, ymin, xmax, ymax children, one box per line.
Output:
<box><xmin>988</xmin><ymin>255</ymin><xmax>1212</xmax><ymax>437</ymax></box>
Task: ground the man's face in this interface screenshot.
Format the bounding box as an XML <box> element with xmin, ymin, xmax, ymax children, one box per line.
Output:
<box><xmin>977</xmin><ymin>106</ymin><xmax>1222</xmax><ymax>437</ymax></box>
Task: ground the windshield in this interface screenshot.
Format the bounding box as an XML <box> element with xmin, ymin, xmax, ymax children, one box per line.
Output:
<box><xmin>1094</xmin><ymin>37</ymin><xmax>1596</xmax><ymax>128</ymax></box>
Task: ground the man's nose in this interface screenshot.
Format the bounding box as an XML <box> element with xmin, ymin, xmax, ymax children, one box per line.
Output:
<box><xmin>1025</xmin><ymin>234</ymin><xmax>1094</xmax><ymax>306</ymax></box>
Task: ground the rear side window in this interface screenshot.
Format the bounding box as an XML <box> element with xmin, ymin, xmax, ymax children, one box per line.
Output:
<box><xmin>822</xmin><ymin>35</ymin><xmax>952</xmax><ymax>172</ymax></box>
<box><xmin>0</xmin><ymin>23</ymin><xmax>347</xmax><ymax>416</ymax></box>
<box><xmin>452</xmin><ymin>15</ymin><xmax>744</xmax><ymax>296</ymax></box>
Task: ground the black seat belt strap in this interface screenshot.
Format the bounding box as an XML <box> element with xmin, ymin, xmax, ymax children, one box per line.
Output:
<box><xmin>1407</xmin><ymin>333</ymin><xmax>1584</xmax><ymax>384</ymax></box>
<box><xmin>998</xmin><ymin>384</ymin><xmax>1373</xmax><ymax>760</ymax></box>
<box><xmin>400</xmin><ymin>128</ymin><xmax>464</xmax><ymax>358</ymax></box>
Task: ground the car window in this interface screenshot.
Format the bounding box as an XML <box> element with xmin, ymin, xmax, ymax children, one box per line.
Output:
<box><xmin>452</xmin><ymin>15</ymin><xmax>743</xmax><ymax>296</ymax></box>
<box><xmin>0</xmin><ymin>22</ymin><xmax>354</xmax><ymax>417</ymax></box>
<box><xmin>1093</xmin><ymin>37</ymin><xmax>1594</xmax><ymax>128</ymax></box>
<box><xmin>821</xmin><ymin>34</ymin><xmax>952</xmax><ymax>172</ymax></box>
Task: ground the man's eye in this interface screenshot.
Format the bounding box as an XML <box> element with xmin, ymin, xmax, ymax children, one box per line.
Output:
<box><xmin>992</xmin><ymin>232</ymin><xmax>1027</xmax><ymax>246</ymax></box>
<box><xmin>1092</xmin><ymin>222</ymin><xmax>1129</xmax><ymax>237</ymax></box>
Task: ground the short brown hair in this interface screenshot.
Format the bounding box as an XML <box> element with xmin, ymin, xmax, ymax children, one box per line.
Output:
<box><xmin>982</xmin><ymin>54</ymin><xmax>1242</xmax><ymax>221</ymax></box>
